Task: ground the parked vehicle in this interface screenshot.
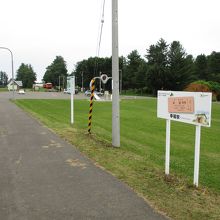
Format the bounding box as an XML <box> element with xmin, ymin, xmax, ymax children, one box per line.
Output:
<box><xmin>18</xmin><ymin>89</ymin><xmax>25</xmax><ymax>94</ymax></box>
<box><xmin>43</xmin><ymin>83</ymin><xmax>53</xmax><ymax>89</ymax></box>
<box><xmin>85</xmin><ymin>90</ymin><xmax>104</xmax><ymax>96</ymax></box>
<box><xmin>95</xmin><ymin>91</ymin><xmax>104</xmax><ymax>96</ymax></box>
<box><xmin>85</xmin><ymin>90</ymin><xmax>91</xmax><ymax>96</ymax></box>
<box><xmin>64</xmin><ymin>89</ymin><xmax>79</xmax><ymax>94</ymax></box>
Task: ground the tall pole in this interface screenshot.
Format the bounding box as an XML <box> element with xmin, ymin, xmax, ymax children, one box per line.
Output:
<box><xmin>0</xmin><ymin>47</ymin><xmax>15</xmax><ymax>99</ymax></box>
<box><xmin>59</xmin><ymin>75</ymin><xmax>61</xmax><ymax>91</ymax></box>
<box><xmin>112</xmin><ymin>0</ymin><xmax>120</xmax><ymax>147</ymax></box>
<box><xmin>99</xmin><ymin>71</ymin><xmax>102</xmax><ymax>92</ymax></box>
<box><xmin>82</xmin><ymin>71</ymin><xmax>84</xmax><ymax>91</ymax></box>
<box><xmin>63</xmin><ymin>75</ymin><xmax>65</xmax><ymax>90</ymax></box>
<box><xmin>120</xmin><ymin>69</ymin><xmax>122</xmax><ymax>94</ymax></box>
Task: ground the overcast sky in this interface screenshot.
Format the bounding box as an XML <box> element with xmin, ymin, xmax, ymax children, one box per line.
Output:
<box><xmin>1</xmin><ymin>0</ymin><xmax>220</xmax><ymax>81</ymax></box>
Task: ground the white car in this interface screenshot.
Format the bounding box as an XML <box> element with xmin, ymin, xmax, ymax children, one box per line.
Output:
<box><xmin>18</xmin><ymin>89</ymin><xmax>25</xmax><ymax>94</ymax></box>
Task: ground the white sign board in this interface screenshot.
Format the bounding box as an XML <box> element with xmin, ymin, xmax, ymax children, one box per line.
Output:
<box><xmin>157</xmin><ymin>91</ymin><xmax>212</xmax><ymax>127</ymax></box>
<box><xmin>67</xmin><ymin>76</ymin><xmax>75</xmax><ymax>94</ymax></box>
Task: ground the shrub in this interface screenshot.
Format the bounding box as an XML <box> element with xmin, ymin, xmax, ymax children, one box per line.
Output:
<box><xmin>185</xmin><ymin>80</ymin><xmax>220</xmax><ymax>101</ymax></box>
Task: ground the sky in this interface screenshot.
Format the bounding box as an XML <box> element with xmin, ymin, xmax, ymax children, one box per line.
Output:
<box><xmin>1</xmin><ymin>0</ymin><xmax>220</xmax><ymax>81</ymax></box>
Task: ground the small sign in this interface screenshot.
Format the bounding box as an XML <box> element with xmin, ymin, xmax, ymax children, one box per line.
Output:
<box><xmin>168</xmin><ymin>96</ymin><xmax>194</xmax><ymax>113</ymax></box>
<box><xmin>67</xmin><ymin>76</ymin><xmax>75</xmax><ymax>94</ymax></box>
<box><xmin>157</xmin><ymin>91</ymin><xmax>212</xmax><ymax>127</ymax></box>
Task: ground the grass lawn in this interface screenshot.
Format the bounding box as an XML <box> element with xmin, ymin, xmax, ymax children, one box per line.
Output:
<box><xmin>14</xmin><ymin>98</ymin><xmax>220</xmax><ymax>220</ymax></box>
<box><xmin>0</xmin><ymin>87</ymin><xmax>8</xmax><ymax>92</ymax></box>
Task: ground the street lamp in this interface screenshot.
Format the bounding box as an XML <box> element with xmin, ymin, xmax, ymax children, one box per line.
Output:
<box><xmin>0</xmin><ymin>47</ymin><xmax>15</xmax><ymax>99</ymax></box>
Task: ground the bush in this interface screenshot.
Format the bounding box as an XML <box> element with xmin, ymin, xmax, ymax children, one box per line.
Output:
<box><xmin>185</xmin><ymin>80</ymin><xmax>220</xmax><ymax>101</ymax></box>
<box><xmin>184</xmin><ymin>82</ymin><xmax>211</xmax><ymax>92</ymax></box>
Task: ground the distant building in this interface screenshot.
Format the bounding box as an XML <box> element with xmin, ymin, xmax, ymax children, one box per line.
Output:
<box><xmin>33</xmin><ymin>82</ymin><xmax>44</xmax><ymax>91</ymax></box>
<box><xmin>7</xmin><ymin>79</ymin><xmax>23</xmax><ymax>91</ymax></box>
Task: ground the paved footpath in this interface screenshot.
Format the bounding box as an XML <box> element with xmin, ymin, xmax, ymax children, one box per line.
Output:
<box><xmin>0</xmin><ymin>93</ymin><xmax>167</xmax><ymax>220</ymax></box>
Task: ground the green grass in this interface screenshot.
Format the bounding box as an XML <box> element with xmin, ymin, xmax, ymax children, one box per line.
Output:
<box><xmin>14</xmin><ymin>99</ymin><xmax>220</xmax><ymax>220</ymax></box>
<box><xmin>0</xmin><ymin>87</ymin><xmax>8</xmax><ymax>92</ymax></box>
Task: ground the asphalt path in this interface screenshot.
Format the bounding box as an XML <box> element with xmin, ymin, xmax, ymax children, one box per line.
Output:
<box><xmin>0</xmin><ymin>92</ymin><xmax>167</xmax><ymax>220</ymax></box>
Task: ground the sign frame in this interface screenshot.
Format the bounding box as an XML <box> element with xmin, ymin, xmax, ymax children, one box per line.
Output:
<box><xmin>157</xmin><ymin>90</ymin><xmax>212</xmax><ymax>187</ymax></box>
<box><xmin>157</xmin><ymin>91</ymin><xmax>212</xmax><ymax>127</ymax></box>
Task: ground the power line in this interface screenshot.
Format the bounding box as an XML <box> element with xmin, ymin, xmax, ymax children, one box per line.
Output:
<box><xmin>96</xmin><ymin>0</ymin><xmax>105</xmax><ymax>58</ymax></box>
<box><xmin>94</xmin><ymin>0</ymin><xmax>106</xmax><ymax>76</ymax></box>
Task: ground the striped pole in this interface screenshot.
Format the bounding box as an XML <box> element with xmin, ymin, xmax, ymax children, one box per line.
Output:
<box><xmin>88</xmin><ymin>79</ymin><xmax>95</xmax><ymax>133</ymax></box>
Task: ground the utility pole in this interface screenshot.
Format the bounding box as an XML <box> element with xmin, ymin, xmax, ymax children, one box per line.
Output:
<box><xmin>112</xmin><ymin>0</ymin><xmax>120</xmax><ymax>147</ymax></box>
<box><xmin>99</xmin><ymin>71</ymin><xmax>102</xmax><ymax>92</ymax></box>
<box><xmin>120</xmin><ymin>69</ymin><xmax>122</xmax><ymax>94</ymax></box>
<box><xmin>59</xmin><ymin>75</ymin><xmax>61</xmax><ymax>91</ymax></box>
<box><xmin>63</xmin><ymin>75</ymin><xmax>65</xmax><ymax>90</ymax></box>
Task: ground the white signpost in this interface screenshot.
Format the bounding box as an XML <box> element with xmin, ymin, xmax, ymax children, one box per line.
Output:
<box><xmin>157</xmin><ymin>91</ymin><xmax>212</xmax><ymax>187</ymax></box>
<box><xmin>67</xmin><ymin>76</ymin><xmax>75</xmax><ymax>124</ymax></box>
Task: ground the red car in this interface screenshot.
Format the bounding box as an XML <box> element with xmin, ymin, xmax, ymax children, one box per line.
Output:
<box><xmin>43</xmin><ymin>83</ymin><xmax>53</xmax><ymax>89</ymax></box>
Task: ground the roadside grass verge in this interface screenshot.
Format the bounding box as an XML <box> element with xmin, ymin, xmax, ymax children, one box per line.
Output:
<box><xmin>14</xmin><ymin>99</ymin><xmax>220</xmax><ymax>220</ymax></box>
<box><xmin>0</xmin><ymin>87</ymin><xmax>8</xmax><ymax>92</ymax></box>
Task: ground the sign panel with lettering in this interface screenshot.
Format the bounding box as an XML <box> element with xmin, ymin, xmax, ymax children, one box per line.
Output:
<box><xmin>67</xmin><ymin>76</ymin><xmax>75</xmax><ymax>94</ymax></box>
<box><xmin>157</xmin><ymin>91</ymin><xmax>212</xmax><ymax>127</ymax></box>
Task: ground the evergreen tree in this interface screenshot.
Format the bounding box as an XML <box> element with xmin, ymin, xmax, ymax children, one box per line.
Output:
<box><xmin>168</xmin><ymin>41</ymin><xmax>194</xmax><ymax>90</ymax></box>
<box><xmin>43</xmin><ymin>56</ymin><xmax>68</xmax><ymax>87</ymax></box>
<box><xmin>194</xmin><ymin>54</ymin><xmax>208</xmax><ymax>80</ymax></box>
<box><xmin>0</xmin><ymin>71</ymin><xmax>8</xmax><ymax>86</ymax></box>
<box><xmin>145</xmin><ymin>38</ymin><xmax>169</xmax><ymax>94</ymax></box>
<box><xmin>123</xmin><ymin>50</ymin><xmax>147</xmax><ymax>90</ymax></box>
<box><xmin>207</xmin><ymin>52</ymin><xmax>220</xmax><ymax>82</ymax></box>
<box><xmin>16</xmin><ymin>63</ymin><xmax>36</xmax><ymax>88</ymax></box>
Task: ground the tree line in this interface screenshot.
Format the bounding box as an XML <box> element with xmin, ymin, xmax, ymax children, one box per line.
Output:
<box><xmin>74</xmin><ymin>38</ymin><xmax>220</xmax><ymax>95</ymax></box>
<box><xmin>2</xmin><ymin>38</ymin><xmax>220</xmax><ymax>95</ymax></box>
<box><xmin>0</xmin><ymin>71</ymin><xmax>8</xmax><ymax>87</ymax></box>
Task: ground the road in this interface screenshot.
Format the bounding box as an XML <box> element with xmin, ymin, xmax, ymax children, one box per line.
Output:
<box><xmin>0</xmin><ymin>92</ymin><xmax>167</xmax><ymax>220</ymax></box>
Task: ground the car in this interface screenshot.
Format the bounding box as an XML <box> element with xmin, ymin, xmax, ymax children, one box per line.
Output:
<box><xmin>85</xmin><ymin>90</ymin><xmax>104</xmax><ymax>96</ymax></box>
<box><xmin>64</xmin><ymin>89</ymin><xmax>79</xmax><ymax>94</ymax></box>
<box><xmin>85</xmin><ymin>90</ymin><xmax>91</xmax><ymax>96</ymax></box>
<box><xmin>64</xmin><ymin>89</ymin><xmax>70</xmax><ymax>94</ymax></box>
<box><xmin>95</xmin><ymin>91</ymin><xmax>104</xmax><ymax>96</ymax></box>
<box><xmin>18</xmin><ymin>89</ymin><xmax>25</xmax><ymax>94</ymax></box>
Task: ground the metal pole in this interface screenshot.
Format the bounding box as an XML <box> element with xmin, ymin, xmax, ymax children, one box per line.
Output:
<box><xmin>194</xmin><ymin>125</ymin><xmax>201</xmax><ymax>187</ymax></box>
<box><xmin>82</xmin><ymin>71</ymin><xmax>84</xmax><ymax>91</ymax></box>
<box><xmin>112</xmin><ymin>0</ymin><xmax>120</xmax><ymax>147</ymax></box>
<box><xmin>59</xmin><ymin>75</ymin><xmax>60</xmax><ymax>91</ymax></box>
<box><xmin>70</xmin><ymin>76</ymin><xmax>75</xmax><ymax>124</ymax></box>
<box><xmin>0</xmin><ymin>47</ymin><xmax>15</xmax><ymax>99</ymax></box>
<box><xmin>99</xmin><ymin>71</ymin><xmax>102</xmax><ymax>92</ymax></box>
<box><xmin>165</xmin><ymin>119</ymin><xmax>171</xmax><ymax>175</ymax></box>
<box><xmin>63</xmin><ymin>75</ymin><xmax>65</xmax><ymax>90</ymax></box>
<box><xmin>120</xmin><ymin>69</ymin><xmax>122</xmax><ymax>94</ymax></box>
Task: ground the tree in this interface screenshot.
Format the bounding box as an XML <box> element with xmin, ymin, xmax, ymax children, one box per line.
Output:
<box><xmin>207</xmin><ymin>52</ymin><xmax>220</xmax><ymax>83</ymax></box>
<box><xmin>122</xmin><ymin>50</ymin><xmax>147</xmax><ymax>91</ymax></box>
<box><xmin>43</xmin><ymin>56</ymin><xmax>68</xmax><ymax>87</ymax></box>
<box><xmin>167</xmin><ymin>41</ymin><xmax>194</xmax><ymax>90</ymax></box>
<box><xmin>74</xmin><ymin>56</ymin><xmax>124</xmax><ymax>91</ymax></box>
<box><xmin>16</xmin><ymin>63</ymin><xmax>36</xmax><ymax>88</ymax></box>
<box><xmin>0</xmin><ymin>71</ymin><xmax>8</xmax><ymax>86</ymax></box>
<box><xmin>194</xmin><ymin>54</ymin><xmax>208</xmax><ymax>80</ymax></box>
<box><xmin>145</xmin><ymin>38</ymin><xmax>169</xmax><ymax>94</ymax></box>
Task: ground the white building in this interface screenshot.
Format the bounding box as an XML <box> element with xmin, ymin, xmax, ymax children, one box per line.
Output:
<box><xmin>7</xmin><ymin>80</ymin><xmax>23</xmax><ymax>91</ymax></box>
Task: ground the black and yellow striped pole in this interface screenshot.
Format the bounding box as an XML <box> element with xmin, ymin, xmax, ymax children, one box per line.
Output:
<box><xmin>88</xmin><ymin>78</ymin><xmax>95</xmax><ymax>133</ymax></box>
